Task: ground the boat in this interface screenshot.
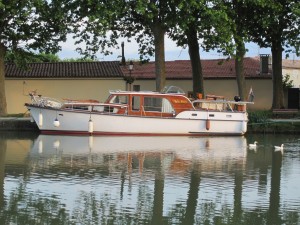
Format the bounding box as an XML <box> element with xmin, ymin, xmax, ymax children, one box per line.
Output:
<box><xmin>25</xmin><ymin>86</ymin><xmax>253</xmax><ymax>136</ymax></box>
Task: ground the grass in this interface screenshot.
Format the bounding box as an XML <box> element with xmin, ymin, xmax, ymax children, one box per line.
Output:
<box><xmin>247</xmin><ymin>110</ymin><xmax>300</xmax><ymax>134</ymax></box>
<box><xmin>248</xmin><ymin>110</ymin><xmax>272</xmax><ymax>125</ymax></box>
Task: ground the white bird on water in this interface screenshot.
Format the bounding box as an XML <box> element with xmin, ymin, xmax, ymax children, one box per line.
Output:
<box><xmin>274</xmin><ymin>144</ymin><xmax>284</xmax><ymax>152</ymax></box>
<box><xmin>249</xmin><ymin>141</ymin><xmax>258</xmax><ymax>150</ymax></box>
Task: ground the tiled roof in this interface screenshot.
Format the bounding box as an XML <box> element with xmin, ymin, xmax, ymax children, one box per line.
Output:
<box><xmin>5</xmin><ymin>61</ymin><xmax>123</xmax><ymax>78</ymax></box>
<box><xmin>5</xmin><ymin>57</ymin><xmax>272</xmax><ymax>79</ymax></box>
<box><xmin>121</xmin><ymin>57</ymin><xmax>271</xmax><ymax>79</ymax></box>
<box><xmin>282</xmin><ymin>59</ymin><xmax>300</xmax><ymax>69</ymax></box>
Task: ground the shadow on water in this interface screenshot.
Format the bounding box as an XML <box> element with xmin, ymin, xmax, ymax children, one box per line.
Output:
<box><xmin>0</xmin><ymin>131</ymin><xmax>39</xmax><ymax>140</ymax></box>
<box><xmin>0</xmin><ymin>133</ymin><xmax>299</xmax><ymax>225</ymax></box>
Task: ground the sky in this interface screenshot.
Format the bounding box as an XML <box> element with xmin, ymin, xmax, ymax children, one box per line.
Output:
<box><xmin>57</xmin><ymin>35</ymin><xmax>299</xmax><ymax>61</ymax></box>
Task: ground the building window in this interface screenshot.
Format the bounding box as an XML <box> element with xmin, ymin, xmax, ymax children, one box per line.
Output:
<box><xmin>133</xmin><ymin>85</ymin><xmax>140</xmax><ymax>91</ymax></box>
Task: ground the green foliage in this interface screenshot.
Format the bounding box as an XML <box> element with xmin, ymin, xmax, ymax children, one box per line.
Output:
<box><xmin>5</xmin><ymin>52</ymin><xmax>60</xmax><ymax>63</ymax></box>
<box><xmin>123</xmin><ymin>76</ymin><xmax>135</xmax><ymax>84</ymax></box>
<box><xmin>169</xmin><ymin>0</ymin><xmax>229</xmax><ymax>52</ymax></box>
<box><xmin>0</xmin><ymin>0</ymin><xmax>72</xmax><ymax>114</ymax></box>
<box><xmin>283</xmin><ymin>74</ymin><xmax>294</xmax><ymax>89</ymax></box>
<box><xmin>245</xmin><ymin>0</ymin><xmax>300</xmax><ymax>108</ymax></box>
<box><xmin>5</xmin><ymin>52</ymin><xmax>99</xmax><ymax>63</ymax></box>
<box><xmin>0</xmin><ymin>0</ymin><xmax>71</xmax><ymax>61</ymax></box>
<box><xmin>248</xmin><ymin>110</ymin><xmax>272</xmax><ymax>124</ymax></box>
<box><xmin>71</xmin><ymin>0</ymin><xmax>181</xmax><ymax>61</ymax></box>
<box><xmin>247</xmin><ymin>0</ymin><xmax>300</xmax><ymax>54</ymax></box>
<box><xmin>71</xmin><ymin>0</ymin><xmax>124</xmax><ymax>58</ymax></box>
<box><xmin>60</xmin><ymin>57</ymin><xmax>95</xmax><ymax>62</ymax></box>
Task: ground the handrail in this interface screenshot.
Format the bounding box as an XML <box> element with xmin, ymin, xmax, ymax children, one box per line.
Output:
<box><xmin>69</xmin><ymin>103</ymin><xmax>128</xmax><ymax>115</ymax></box>
<box><xmin>192</xmin><ymin>99</ymin><xmax>254</xmax><ymax>104</ymax></box>
<box><xmin>30</xmin><ymin>95</ymin><xmax>62</xmax><ymax>108</ymax></box>
<box><xmin>64</xmin><ymin>102</ymin><xmax>128</xmax><ymax>108</ymax></box>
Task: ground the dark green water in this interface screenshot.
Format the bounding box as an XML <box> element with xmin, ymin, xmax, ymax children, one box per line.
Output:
<box><xmin>0</xmin><ymin>132</ymin><xmax>300</xmax><ymax>225</ymax></box>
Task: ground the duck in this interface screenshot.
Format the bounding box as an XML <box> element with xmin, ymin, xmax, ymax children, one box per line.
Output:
<box><xmin>248</xmin><ymin>141</ymin><xmax>258</xmax><ymax>149</ymax></box>
<box><xmin>274</xmin><ymin>144</ymin><xmax>284</xmax><ymax>152</ymax></box>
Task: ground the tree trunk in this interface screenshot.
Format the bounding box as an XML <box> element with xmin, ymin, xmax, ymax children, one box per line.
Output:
<box><xmin>0</xmin><ymin>44</ymin><xmax>7</xmax><ymax>116</ymax></box>
<box><xmin>233</xmin><ymin>0</ymin><xmax>247</xmax><ymax>101</ymax></box>
<box><xmin>235</xmin><ymin>42</ymin><xmax>247</xmax><ymax>101</ymax></box>
<box><xmin>187</xmin><ymin>26</ymin><xmax>204</xmax><ymax>98</ymax></box>
<box><xmin>271</xmin><ymin>41</ymin><xmax>284</xmax><ymax>109</ymax></box>
<box><xmin>152</xmin><ymin>23</ymin><xmax>166</xmax><ymax>92</ymax></box>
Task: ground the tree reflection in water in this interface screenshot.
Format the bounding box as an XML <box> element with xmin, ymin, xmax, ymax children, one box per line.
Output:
<box><xmin>0</xmin><ymin>135</ymin><xmax>299</xmax><ymax>225</ymax></box>
<box><xmin>0</xmin><ymin>179</ymin><xmax>70</xmax><ymax>224</ymax></box>
<box><xmin>0</xmin><ymin>139</ymin><xmax>6</xmax><ymax>213</ymax></box>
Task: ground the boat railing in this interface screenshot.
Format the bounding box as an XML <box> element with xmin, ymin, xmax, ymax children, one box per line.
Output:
<box><xmin>140</xmin><ymin>105</ymin><xmax>176</xmax><ymax>118</ymax></box>
<box><xmin>192</xmin><ymin>99</ymin><xmax>254</xmax><ymax>112</ymax></box>
<box><xmin>63</xmin><ymin>102</ymin><xmax>128</xmax><ymax>115</ymax></box>
<box><xmin>29</xmin><ymin>93</ymin><xmax>63</xmax><ymax>109</ymax></box>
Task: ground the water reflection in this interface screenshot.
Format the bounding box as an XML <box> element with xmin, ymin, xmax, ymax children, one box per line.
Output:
<box><xmin>0</xmin><ymin>139</ymin><xmax>6</xmax><ymax>211</ymax></box>
<box><xmin>0</xmin><ymin>134</ymin><xmax>299</xmax><ymax>224</ymax></box>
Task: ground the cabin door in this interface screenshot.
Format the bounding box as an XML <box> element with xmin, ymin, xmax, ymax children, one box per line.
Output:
<box><xmin>129</xmin><ymin>95</ymin><xmax>142</xmax><ymax>116</ymax></box>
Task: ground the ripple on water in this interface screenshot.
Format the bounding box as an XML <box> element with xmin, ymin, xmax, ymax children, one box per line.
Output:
<box><xmin>3</xmin><ymin>134</ymin><xmax>300</xmax><ymax>224</ymax></box>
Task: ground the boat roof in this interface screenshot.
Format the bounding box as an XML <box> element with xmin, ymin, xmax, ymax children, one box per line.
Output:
<box><xmin>109</xmin><ymin>86</ymin><xmax>186</xmax><ymax>97</ymax></box>
<box><xmin>108</xmin><ymin>90</ymin><xmax>187</xmax><ymax>98</ymax></box>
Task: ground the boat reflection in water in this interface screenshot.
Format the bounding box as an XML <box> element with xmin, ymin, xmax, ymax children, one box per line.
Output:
<box><xmin>31</xmin><ymin>135</ymin><xmax>247</xmax><ymax>163</ymax></box>
<box><xmin>29</xmin><ymin>135</ymin><xmax>249</xmax><ymax>225</ymax></box>
<box><xmin>3</xmin><ymin>134</ymin><xmax>298</xmax><ymax>225</ymax></box>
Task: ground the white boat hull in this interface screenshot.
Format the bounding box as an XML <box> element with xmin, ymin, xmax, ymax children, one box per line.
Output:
<box><xmin>27</xmin><ymin>105</ymin><xmax>248</xmax><ymax>136</ymax></box>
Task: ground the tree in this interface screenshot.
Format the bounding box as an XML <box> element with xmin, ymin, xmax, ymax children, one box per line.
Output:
<box><xmin>0</xmin><ymin>0</ymin><xmax>70</xmax><ymax>115</ymax></box>
<box><xmin>201</xmin><ymin>0</ymin><xmax>249</xmax><ymax>101</ymax></box>
<box><xmin>247</xmin><ymin>0</ymin><xmax>300</xmax><ymax>109</ymax></box>
<box><xmin>72</xmin><ymin>0</ymin><xmax>179</xmax><ymax>92</ymax></box>
<box><xmin>223</xmin><ymin>0</ymin><xmax>248</xmax><ymax>101</ymax></box>
<box><xmin>126</xmin><ymin>0</ymin><xmax>170</xmax><ymax>91</ymax></box>
<box><xmin>5</xmin><ymin>52</ymin><xmax>60</xmax><ymax>63</ymax></box>
<box><xmin>169</xmin><ymin>1</ymin><xmax>209</xmax><ymax>98</ymax></box>
<box><xmin>186</xmin><ymin>24</ymin><xmax>205</xmax><ymax>98</ymax></box>
<box><xmin>169</xmin><ymin>0</ymin><xmax>234</xmax><ymax>98</ymax></box>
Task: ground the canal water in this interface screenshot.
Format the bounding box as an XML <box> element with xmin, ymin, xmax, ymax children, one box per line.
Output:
<box><xmin>0</xmin><ymin>132</ymin><xmax>300</xmax><ymax>225</ymax></box>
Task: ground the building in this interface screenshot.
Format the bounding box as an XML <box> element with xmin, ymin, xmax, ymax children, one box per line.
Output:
<box><xmin>282</xmin><ymin>59</ymin><xmax>300</xmax><ymax>88</ymax></box>
<box><xmin>5</xmin><ymin>57</ymin><xmax>272</xmax><ymax>114</ymax></box>
<box><xmin>121</xmin><ymin>57</ymin><xmax>272</xmax><ymax>110</ymax></box>
<box><xmin>5</xmin><ymin>61</ymin><xmax>125</xmax><ymax>114</ymax></box>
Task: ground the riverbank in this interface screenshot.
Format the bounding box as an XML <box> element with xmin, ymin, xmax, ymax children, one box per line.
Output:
<box><xmin>247</xmin><ymin>119</ymin><xmax>300</xmax><ymax>134</ymax></box>
<box><xmin>1</xmin><ymin>117</ymin><xmax>300</xmax><ymax>134</ymax></box>
<box><xmin>0</xmin><ymin>117</ymin><xmax>38</xmax><ymax>132</ymax></box>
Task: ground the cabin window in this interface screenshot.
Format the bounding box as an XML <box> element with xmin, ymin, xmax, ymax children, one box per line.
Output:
<box><xmin>144</xmin><ymin>97</ymin><xmax>174</xmax><ymax>113</ymax></box>
<box><xmin>109</xmin><ymin>95</ymin><xmax>128</xmax><ymax>104</ymax></box>
<box><xmin>132</xmin><ymin>96</ymin><xmax>140</xmax><ymax>111</ymax></box>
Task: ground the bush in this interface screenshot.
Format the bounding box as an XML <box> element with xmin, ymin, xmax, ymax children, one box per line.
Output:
<box><xmin>248</xmin><ymin>110</ymin><xmax>272</xmax><ymax>124</ymax></box>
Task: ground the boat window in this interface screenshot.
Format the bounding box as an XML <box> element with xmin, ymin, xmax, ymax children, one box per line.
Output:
<box><xmin>109</xmin><ymin>95</ymin><xmax>128</xmax><ymax>104</ymax></box>
<box><xmin>144</xmin><ymin>97</ymin><xmax>174</xmax><ymax>113</ymax></box>
<box><xmin>132</xmin><ymin>96</ymin><xmax>140</xmax><ymax>111</ymax></box>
